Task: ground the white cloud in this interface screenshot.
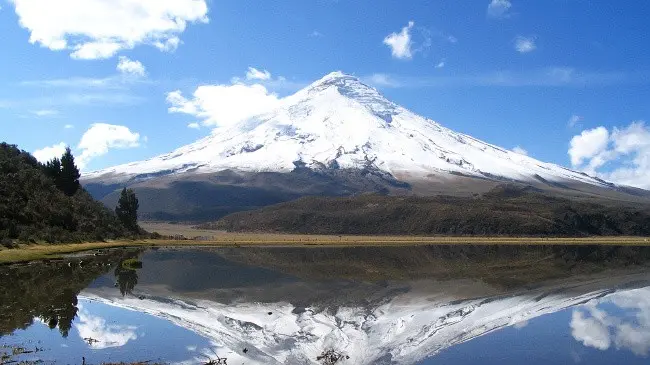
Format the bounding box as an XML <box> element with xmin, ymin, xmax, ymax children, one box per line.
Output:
<box><xmin>246</xmin><ymin>67</ymin><xmax>272</xmax><ymax>81</ymax></box>
<box><xmin>569</xmin><ymin>121</ymin><xmax>650</xmax><ymax>189</ymax></box>
<box><xmin>568</xmin><ymin>126</ymin><xmax>610</xmax><ymax>167</ymax></box>
<box><xmin>569</xmin><ymin>115</ymin><xmax>584</xmax><ymax>127</ymax></box>
<box><xmin>187</xmin><ymin>122</ymin><xmax>201</xmax><ymax>129</ymax></box>
<box><xmin>512</xmin><ymin>146</ymin><xmax>528</xmax><ymax>156</ymax></box>
<box><xmin>383</xmin><ymin>21</ymin><xmax>415</xmax><ymax>60</ymax></box>
<box><xmin>9</xmin><ymin>0</ymin><xmax>209</xmax><ymax>59</ymax></box>
<box><xmin>64</xmin><ymin>124</ymin><xmax>74</xmax><ymax>129</ymax></box>
<box><xmin>77</xmin><ymin>123</ymin><xmax>142</xmax><ymax>169</ymax></box>
<box><xmin>117</xmin><ymin>56</ymin><xmax>146</xmax><ymax>77</ymax></box>
<box><xmin>33</xmin><ymin>142</ymin><xmax>67</xmax><ymax>163</ymax></box>
<box><xmin>167</xmin><ymin>83</ymin><xmax>280</xmax><ymax>128</ymax></box>
<box><xmin>571</xmin><ymin>309</ymin><xmax>612</xmax><ymax>350</ymax></box>
<box><xmin>31</xmin><ymin>109</ymin><xmax>59</xmax><ymax>117</ymax></box>
<box><xmin>487</xmin><ymin>0</ymin><xmax>512</xmax><ymax>18</ymax></box>
<box><xmin>515</xmin><ymin>36</ymin><xmax>536</xmax><ymax>53</ymax></box>
<box><xmin>435</xmin><ymin>60</ymin><xmax>446</xmax><ymax>69</ymax></box>
<box><xmin>571</xmin><ymin>288</ymin><xmax>650</xmax><ymax>357</ymax></box>
<box><xmin>75</xmin><ymin>306</ymin><xmax>137</xmax><ymax>349</ymax></box>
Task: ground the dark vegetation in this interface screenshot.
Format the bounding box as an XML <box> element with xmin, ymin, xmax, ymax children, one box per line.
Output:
<box><xmin>210</xmin><ymin>185</ymin><xmax>650</xmax><ymax>236</ymax></box>
<box><xmin>0</xmin><ymin>143</ymin><xmax>141</xmax><ymax>244</ymax></box>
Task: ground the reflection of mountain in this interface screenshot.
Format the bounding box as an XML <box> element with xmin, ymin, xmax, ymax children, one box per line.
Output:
<box><xmin>79</xmin><ymin>246</ymin><xmax>650</xmax><ymax>365</ymax></box>
<box><xmin>0</xmin><ymin>249</ymin><xmax>141</xmax><ymax>337</ymax></box>
<box><xmin>84</xmin><ymin>272</ymin><xmax>650</xmax><ymax>365</ymax></box>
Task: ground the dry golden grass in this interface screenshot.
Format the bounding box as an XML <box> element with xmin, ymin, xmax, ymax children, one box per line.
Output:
<box><xmin>1</xmin><ymin>232</ymin><xmax>649</xmax><ymax>264</ymax></box>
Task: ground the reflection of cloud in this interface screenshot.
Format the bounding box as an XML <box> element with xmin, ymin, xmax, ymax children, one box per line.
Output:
<box><xmin>570</xmin><ymin>288</ymin><xmax>650</xmax><ymax>356</ymax></box>
<box><xmin>75</xmin><ymin>305</ymin><xmax>138</xmax><ymax>349</ymax></box>
<box><xmin>571</xmin><ymin>310</ymin><xmax>611</xmax><ymax>350</ymax></box>
<box><xmin>512</xmin><ymin>320</ymin><xmax>529</xmax><ymax>329</ymax></box>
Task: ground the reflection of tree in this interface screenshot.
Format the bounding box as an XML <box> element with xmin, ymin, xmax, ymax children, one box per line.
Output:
<box><xmin>114</xmin><ymin>264</ymin><xmax>139</xmax><ymax>297</ymax></box>
<box><xmin>0</xmin><ymin>249</ymin><xmax>142</xmax><ymax>338</ymax></box>
<box><xmin>40</xmin><ymin>289</ymin><xmax>78</xmax><ymax>337</ymax></box>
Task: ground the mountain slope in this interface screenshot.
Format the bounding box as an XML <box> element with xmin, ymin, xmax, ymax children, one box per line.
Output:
<box><xmin>208</xmin><ymin>186</ymin><xmax>650</xmax><ymax>236</ymax></box>
<box><xmin>83</xmin><ymin>72</ymin><xmax>650</xmax><ymax>221</ymax></box>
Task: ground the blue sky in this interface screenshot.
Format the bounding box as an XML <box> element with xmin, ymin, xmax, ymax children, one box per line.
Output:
<box><xmin>1</xmin><ymin>0</ymin><xmax>649</xmax><ymax>188</ymax></box>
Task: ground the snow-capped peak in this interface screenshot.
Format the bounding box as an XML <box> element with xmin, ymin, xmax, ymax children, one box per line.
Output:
<box><xmin>84</xmin><ymin>71</ymin><xmax>609</xmax><ymax>188</ymax></box>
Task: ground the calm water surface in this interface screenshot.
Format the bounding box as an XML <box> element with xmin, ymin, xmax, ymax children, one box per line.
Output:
<box><xmin>1</xmin><ymin>245</ymin><xmax>650</xmax><ymax>364</ymax></box>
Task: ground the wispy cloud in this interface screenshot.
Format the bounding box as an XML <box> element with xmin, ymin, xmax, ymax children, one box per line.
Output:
<box><xmin>487</xmin><ymin>0</ymin><xmax>512</xmax><ymax>19</ymax></box>
<box><xmin>309</xmin><ymin>30</ymin><xmax>324</xmax><ymax>38</ymax></box>
<box><xmin>568</xmin><ymin>115</ymin><xmax>584</xmax><ymax>127</ymax></box>
<box><xmin>512</xmin><ymin>146</ymin><xmax>528</xmax><ymax>156</ymax></box>
<box><xmin>30</xmin><ymin>109</ymin><xmax>59</xmax><ymax>117</ymax></box>
<box><xmin>515</xmin><ymin>36</ymin><xmax>536</xmax><ymax>53</ymax></box>
<box><xmin>363</xmin><ymin>73</ymin><xmax>401</xmax><ymax>88</ymax></box>
<box><xmin>363</xmin><ymin>68</ymin><xmax>639</xmax><ymax>88</ymax></box>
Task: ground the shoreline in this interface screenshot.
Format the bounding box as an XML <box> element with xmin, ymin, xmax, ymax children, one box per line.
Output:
<box><xmin>2</xmin><ymin>234</ymin><xmax>650</xmax><ymax>264</ymax></box>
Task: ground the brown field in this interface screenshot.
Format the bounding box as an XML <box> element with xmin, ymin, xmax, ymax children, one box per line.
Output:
<box><xmin>1</xmin><ymin>223</ymin><xmax>649</xmax><ymax>265</ymax></box>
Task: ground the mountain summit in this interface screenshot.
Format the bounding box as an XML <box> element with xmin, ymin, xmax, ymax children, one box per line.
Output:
<box><xmin>86</xmin><ymin>72</ymin><xmax>607</xmax><ymax>188</ymax></box>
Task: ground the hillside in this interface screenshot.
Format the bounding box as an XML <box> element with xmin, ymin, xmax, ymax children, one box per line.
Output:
<box><xmin>208</xmin><ymin>185</ymin><xmax>650</xmax><ymax>236</ymax></box>
<box><xmin>0</xmin><ymin>143</ymin><xmax>131</xmax><ymax>245</ymax></box>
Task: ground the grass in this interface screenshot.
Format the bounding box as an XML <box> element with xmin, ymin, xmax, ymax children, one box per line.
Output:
<box><xmin>1</xmin><ymin>233</ymin><xmax>650</xmax><ymax>265</ymax></box>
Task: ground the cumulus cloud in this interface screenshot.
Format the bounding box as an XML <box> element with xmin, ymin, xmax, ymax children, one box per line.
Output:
<box><xmin>167</xmin><ymin>83</ymin><xmax>280</xmax><ymax>128</ymax></box>
<box><xmin>515</xmin><ymin>36</ymin><xmax>536</xmax><ymax>53</ymax></box>
<box><xmin>571</xmin><ymin>288</ymin><xmax>650</xmax><ymax>357</ymax></box>
<box><xmin>187</xmin><ymin>122</ymin><xmax>201</xmax><ymax>129</ymax></box>
<box><xmin>246</xmin><ymin>67</ymin><xmax>272</xmax><ymax>81</ymax></box>
<box><xmin>117</xmin><ymin>56</ymin><xmax>146</xmax><ymax>77</ymax></box>
<box><xmin>512</xmin><ymin>146</ymin><xmax>528</xmax><ymax>156</ymax></box>
<box><xmin>33</xmin><ymin>142</ymin><xmax>67</xmax><ymax>163</ymax></box>
<box><xmin>77</xmin><ymin>123</ymin><xmax>142</xmax><ymax>168</ymax></box>
<box><xmin>75</xmin><ymin>306</ymin><xmax>137</xmax><ymax>349</ymax></box>
<box><xmin>571</xmin><ymin>310</ymin><xmax>611</xmax><ymax>350</ymax></box>
<box><xmin>568</xmin><ymin>127</ymin><xmax>610</xmax><ymax>167</ymax></box>
<box><xmin>383</xmin><ymin>21</ymin><xmax>415</xmax><ymax>59</ymax></box>
<box><xmin>568</xmin><ymin>122</ymin><xmax>650</xmax><ymax>189</ymax></box>
<box><xmin>9</xmin><ymin>0</ymin><xmax>209</xmax><ymax>59</ymax></box>
<box><xmin>487</xmin><ymin>0</ymin><xmax>512</xmax><ymax>19</ymax></box>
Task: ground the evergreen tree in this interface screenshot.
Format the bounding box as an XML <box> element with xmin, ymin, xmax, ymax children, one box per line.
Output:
<box><xmin>115</xmin><ymin>188</ymin><xmax>139</xmax><ymax>232</ymax></box>
<box><xmin>59</xmin><ymin>147</ymin><xmax>80</xmax><ymax>196</ymax></box>
<box><xmin>43</xmin><ymin>157</ymin><xmax>61</xmax><ymax>185</ymax></box>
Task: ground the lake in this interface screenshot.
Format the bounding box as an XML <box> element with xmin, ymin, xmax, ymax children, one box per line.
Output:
<box><xmin>1</xmin><ymin>245</ymin><xmax>650</xmax><ymax>364</ymax></box>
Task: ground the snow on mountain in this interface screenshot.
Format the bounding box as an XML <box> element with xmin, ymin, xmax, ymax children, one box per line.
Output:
<box><xmin>81</xmin><ymin>273</ymin><xmax>648</xmax><ymax>365</ymax></box>
<box><xmin>85</xmin><ymin>71</ymin><xmax>607</xmax><ymax>187</ymax></box>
